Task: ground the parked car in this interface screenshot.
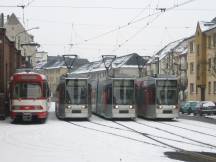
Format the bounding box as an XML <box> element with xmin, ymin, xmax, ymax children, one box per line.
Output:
<box><xmin>194</xmin><ymin>101</ymin><xmax>216</xmax><ymax>116</ymax></box>
<box><xmin>180</xmin><ymin>101</ymin><xmax>199</xmax><ymax>114</ymax></box>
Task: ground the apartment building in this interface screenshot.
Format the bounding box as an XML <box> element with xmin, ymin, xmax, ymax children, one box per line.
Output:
<box><xmin>4</xmin><ymin>13</ymin><xmax>39</xmax><ymax>67</ymax></box>
<box><xmin>187</xmin><ymin>18</ymin><xmax>216</xmax><ymax>101</ymax></box>
<box><xmin>0</xmin><ymin>27</ymin><xmax>24</xmax><ymax>119</ymax></box>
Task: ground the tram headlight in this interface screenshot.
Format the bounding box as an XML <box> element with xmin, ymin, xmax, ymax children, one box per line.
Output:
<box><xmin>82</xmin><ymin>105</ymin><xmax>87</xmax><ymax>109</ymax></box>
<box><xmin>173</xmin><ymin>105</ymin><xmax>176</xmax><ymax>109</ymax></box>
<box><xmin>115</xmin><ymin>105</ymin><xmax>119</xmax><ymax>109</ymax></box>
<box><xmin>129</xmin><ymin>105</ymin><xmax>133</xmax><ymax>109</ymax></box>
<box><xmin>67</xmin><ymin>105</ymin><xmax>72</xmax><ymax>109</ymax></box>
<box><xmin>159</xmin><ymin>105</ymin><xmax>163</xmax><ymax>109</ymax></box>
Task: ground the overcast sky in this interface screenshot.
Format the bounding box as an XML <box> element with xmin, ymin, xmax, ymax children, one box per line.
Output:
<box><xmin>1</xmin><ymin>0</ymin><xmax>216</xmax><ymax>61</ymax></box>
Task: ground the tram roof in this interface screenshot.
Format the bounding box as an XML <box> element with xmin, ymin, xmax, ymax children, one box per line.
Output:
<box><xmin>12</xmin><ymin>71</ymin><xmax>47</xmax><ymax>81</ymax></box>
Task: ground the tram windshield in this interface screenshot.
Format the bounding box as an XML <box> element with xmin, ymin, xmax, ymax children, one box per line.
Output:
<box><xmin>65</xmin><ymin>80</ymin><xmax>87</xmax><ymax>104</ymax></box>
<box><xmin>13</xmin><ymin>83</ymin><xmax>42</xmax><ymax>99</ymax></box>
<box><xmin>113</xmin><ymin>80</ymin><xmax>134</xmax><ymax>105</ymax></box>
<box><xmin>156</xmin><ymin>80</ymin><xmax>177</xmax><ymax>105</ymax></box>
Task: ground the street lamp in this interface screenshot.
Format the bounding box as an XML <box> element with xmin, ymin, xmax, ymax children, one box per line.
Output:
<box><xmin>14</xmin><ymin>26</ymin><xmax>40</xmax><ymax>49</ymax></box>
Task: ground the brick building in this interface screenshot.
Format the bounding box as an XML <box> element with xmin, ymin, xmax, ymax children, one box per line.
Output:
<box><xmin>0</xmin><ymin>27</ymin><xmax>23</xmax><ymax>119</ymax></box>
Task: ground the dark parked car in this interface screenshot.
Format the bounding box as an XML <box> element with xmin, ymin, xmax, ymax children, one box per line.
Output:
<box><xmin>194</xmin><ymin>101</ymin><xmax>216</xmax><ymax>116</ymax></box>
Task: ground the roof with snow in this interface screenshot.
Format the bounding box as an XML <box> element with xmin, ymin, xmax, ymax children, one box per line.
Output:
<box><xmin>198</xmin><ymin>17</ymin><xmax>216</xmax><ymax>32</ymax></box>
<box><xmin>5</xmin><ymin>13</ymin><xmax>21</xmax><ymax>26</ymax></box>
<box><xmin>72</xmin><ymin>53</ymin><xmax>148</xmax><ymax>74</ymax></box>
<box><xmin>154</xmin><ymin>38</ymin><xmax>188</xmax><ymax>61</ymax></box>
<box><xmin>40</xmin><ymin>56</ymin><xmax>89</xmax><ymax>70</ymax></box>
<box><xmin>156</xmin><ymin>39</ymin><xmax>185</xmax><ymax>61</ymax></box>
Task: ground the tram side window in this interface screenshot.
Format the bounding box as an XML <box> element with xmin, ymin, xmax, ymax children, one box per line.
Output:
<box><xmin>167</xmin><ymin>90</ymin><xmax>177</xmax><ymax>105</ymax></box>
<box><xmin>88</xmin><ymin>84</ymin><xmax>91</xmax><ymax>104</ymax></box>
<box><xmin>102</xmin><ymin>85</ymin><xmax>112</xmax><ymax>105</ymax></box>
<box><xmin>148</xmin><ymin>82</ymin><xmax>155</xmax><ymax>105</ymax></box>
<box><xmin>59</xmin><ymin>84</ymin><xmax>65</xmax><ymax>104</ymax></box>
<box><xmin>14</xmin><ymin>83</ymin><xmax>42</xmax><ymax>99</ymax></box>
<box><xmin>43</xmin><ymin>81</ymin><xmax>51</xmax><ymax>98</ymax></box>
<box><xmin>159</xmin><ymin>90</ymin><xmax>165</xmax><ymax>105</ymax></box>
<box><xmin>107</xmin><ymin>86</ymin><xmax>112</xmax><ymax>105</ymax></box>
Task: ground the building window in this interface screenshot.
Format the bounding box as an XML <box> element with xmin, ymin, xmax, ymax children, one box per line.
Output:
<box><xmin>208</xmin><ymin>36</ymin><xmax>212</xmax><ymax>48</ymax></box>
<box><xmin>197</xmin><ymin>64</ymin><xmax>200</xmax><ymax>80</ymax></box>
<box><xmin>190</xmin><ymin>83</ymin><xmax>194</xmax><ymax>93</ymax></box>
<box><xmin>213</xmin><ymin>34</ymin><xmax>216</xmax><ymax>47</ymax></box>
<box><xmin>197</xmin><ymin>44</ymin><xmax>200</xmax><ymax>55</ymax></box>
<box><xmin>214</xmin><ymin>81</ymin><xmax>216</xmax><ymax>94</ymax></box>
<box><xmin>190</xmin><ymin>62</ymin><xmax>194</xmax><ymax>74</ymax></box>
<box><xmin>190</xmin><ymin>41</ymin><xmax>194</xmax><ymax>53</ymax></box>
<box><xmin>208</xmin><ymin>82</ymin><xmax>211</xmax><ymax>94</ymax></box>
<box><xmin>208</xmin><ymin>58</ymin><xmax>211</xmax><ymax>71</ymax></box>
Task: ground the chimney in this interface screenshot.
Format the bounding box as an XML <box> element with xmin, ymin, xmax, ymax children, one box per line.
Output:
<box><xmin>0</xmin><ymin>13</ymin><xmax>4</xmax><ymax>27</ymax></box>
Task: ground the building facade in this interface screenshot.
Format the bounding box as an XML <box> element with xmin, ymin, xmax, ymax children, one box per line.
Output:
<box><xmin>0</xmin><ymin>27</ymin><xmax>24</xmax><ymax>118</ymax></box>
<box><xmin>40</xmin><ymin>56</ymin><xmax>89</xmax><ymax>94</ymax></box>
<box><xmin>187</xmin><ymin>18</ymin><xmax>216</xmax><ymax>101</ymax></box>
<box><xmin>3</xmin><ymin>13</ymin><xmax>38</xmax><ymax>68</ymax></box>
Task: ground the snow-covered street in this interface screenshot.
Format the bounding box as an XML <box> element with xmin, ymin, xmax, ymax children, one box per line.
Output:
<box><xmin>0</xmin><ymin>103</ymin><xmax>216</xmax><ymax>162</ymax></box>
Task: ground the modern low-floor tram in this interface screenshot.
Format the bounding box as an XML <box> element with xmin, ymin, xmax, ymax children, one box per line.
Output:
<box><xmin>135</xmin><ymin>75</ymin><xmax>179</xmax><ymax>119</ymax></box>
<box><xmin>91</xmin><ymin>77</ymin><xmax>136</xmax><ymax>119</ymax></box>
<box><xmin>55</xmin><ymin>76</ymin><xmax>91</xmax><ymax>119</ymax></box>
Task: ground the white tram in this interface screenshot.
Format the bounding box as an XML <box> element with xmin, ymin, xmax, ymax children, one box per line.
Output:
<box><xmin>91</xmin><ymin>77</ymin><xmax>136</xmax><ymax>119</ymax></box>
<box><xmin>55</xmin><ymin>75</ymin><xmax>91</xmax><ymax>119</ymax></box>
<box><xmin>135</xmin><ymin>75</ymin><xmax>179</xmax><ymax>119</ymax></box>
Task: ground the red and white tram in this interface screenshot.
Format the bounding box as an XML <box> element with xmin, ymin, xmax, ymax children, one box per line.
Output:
<box><xmin>9</xmin><ymin>70</ymin><xmax>51</xmax><ymax>123</ymax></box>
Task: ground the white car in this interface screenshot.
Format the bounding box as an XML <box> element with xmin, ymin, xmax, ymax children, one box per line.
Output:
<box><xmin>194</xmin><ymin>101</ymin><xmax>216</xmax><ymax>116</ymax></box>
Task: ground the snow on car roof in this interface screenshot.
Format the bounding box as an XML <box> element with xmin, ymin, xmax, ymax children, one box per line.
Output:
<box><xmin>202</xmin><ymin>101</ymin><xmax>215</xmax><ymax>107</ymax></box>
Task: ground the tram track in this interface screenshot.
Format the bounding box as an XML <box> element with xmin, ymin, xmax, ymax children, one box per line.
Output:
<box><xmin>133</xmin><ymin>120</ymin><xmax>216</xmax><ymax>149</ymax></box>
<box><xmin>153</xmin><ymin>121</ymin><xmax>216</xmax><ymax>138</ymax></box>
<box><xmin>66</xmin><ymin>121</ymin><xmax>166</xmax><ymax>149</ymax></box>
<box><xmin>89</xmin><ymin>121</ymin><xmax>209</xmax><ymax>149</ymax></box>
<box><xmin>177</xmin><ymin>119</ymin><xmax>216</xmax><ymax>131</ymax></box>
<box><xmin>113</xmin><ymin>121</ymin><xmax>216</xmax><ymax>162</ymax></box>
<box><xmin>66</xmin><ymin>121</ymin><xmax>216</xmax><ymax>162</ymax></box>
<box><xmin>65</xmin><ymin>118</ymin><xmax>215</xmax><ymax>150</ymax></box>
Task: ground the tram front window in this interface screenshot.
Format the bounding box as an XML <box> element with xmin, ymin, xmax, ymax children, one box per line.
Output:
<box><xmin>13</xmin><ymin>83</ymin><xmax>42</xmax><ymax>99</ymax></box>
<box><xmin>113</xmin><ymin>80</ymin><xmax>134</xmax><ymax>105</ymax></box>
<box><xmin>156</xmin><ymin>80</ymin><xmax>177</xmax><ymax>105</ymax></box>
<box><xmin>65</xmin><ymin>80</ymin><xmax>87</xmax><ymax>104</ymax></box>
